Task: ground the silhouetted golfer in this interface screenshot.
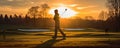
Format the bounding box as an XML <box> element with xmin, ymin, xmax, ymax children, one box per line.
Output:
<box><xmin>52</xmin><ymin>9</ymin><xmax>66</xmax><ymax>39</ymax></box>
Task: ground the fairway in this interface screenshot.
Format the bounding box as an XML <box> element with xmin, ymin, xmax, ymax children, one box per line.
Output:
<box><xmin>0</xmin><ymin>31</ymin><xmax>120</xmax><ymax>48</ymax></box>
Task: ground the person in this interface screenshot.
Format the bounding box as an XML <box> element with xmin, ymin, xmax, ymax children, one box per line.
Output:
<box><xmin>52</xmin><ymin>9</ymin><xmax>66</xmax><ymax>39</ymax></box>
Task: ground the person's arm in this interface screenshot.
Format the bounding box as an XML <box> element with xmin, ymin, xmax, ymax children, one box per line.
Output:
<box><xmin>54</xmin><ymin>15</ymin><xmax>56</xmax><ymax>20</ymax></box>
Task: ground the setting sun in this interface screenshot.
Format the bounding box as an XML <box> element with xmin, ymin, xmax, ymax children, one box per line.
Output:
<box><xmin>49</xmin><ymin>6</ymin><xmax>77</xmax><ymax>18</ymax></box>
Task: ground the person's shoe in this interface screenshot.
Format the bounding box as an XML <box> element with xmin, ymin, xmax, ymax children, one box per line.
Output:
<box><xmin>63</xmin><ymin>34</ymin><xmax>66</xmax><ymax>39</ymax></box>
<box><xmin>63</xmin><ymin>37</ymin><xmax>66</xmax><ymax>39</ymax></box>
<box><xmin>52</xmin><ymin>36</ymin><xmax>57</xmax><ymax>39</ymax></box>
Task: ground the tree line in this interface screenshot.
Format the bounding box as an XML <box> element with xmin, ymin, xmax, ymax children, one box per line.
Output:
<box><xmin>0</xmin><ymin>0</ymin><xmax>120</xmax><ymax>32</ymax></box>
<box><xmin>0</xmin><ymin>14</ymin><xmax>54</xmax><ymax>28</ymax></box>
<box><xmin>0</xmin><ymin>13</ymin><xmax>120</xmax><ymax>31</ymax></box>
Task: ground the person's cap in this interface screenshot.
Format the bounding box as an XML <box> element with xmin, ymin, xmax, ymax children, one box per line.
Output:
<box><xmin>54</xmin><ymin>9</ymin><xmax>58</xmax><ymax>12</ymax></box>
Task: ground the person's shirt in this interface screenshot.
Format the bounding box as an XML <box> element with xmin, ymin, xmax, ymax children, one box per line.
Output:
<box><xmin>54</xmin><ymin>13</ymin><xmax>60</xmax><ymax>21</ymax></box>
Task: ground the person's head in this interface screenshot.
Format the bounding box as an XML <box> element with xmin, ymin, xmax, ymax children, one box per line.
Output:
<box><xmin>54</xmin><ymin>9</ymin><xmax>58</xmax><ymax>14</ymax></box>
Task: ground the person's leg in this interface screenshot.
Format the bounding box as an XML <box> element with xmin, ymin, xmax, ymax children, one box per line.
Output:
<box><xmin>58</xmin><ymin>27</ymin><xmax>66</xmax><ymax>39</ymax></box>
<box><xmin>52</xmin><ymin>22</ymin><xmax>58</xmax><ymax>39</ymax></box>
<box><xmin>58</xmin><ymin>20</ymin><xmax>66</xmax><ymax>39</ymax></box>
<box><xmin>54</xmin><ymin>26</ymin><xmax>58</xmax><ymax>37</ymax></box>
<box><xmin>59</xmin><ymin>28</ymin><xmax>66</xmax><ymax>36</ymax></box>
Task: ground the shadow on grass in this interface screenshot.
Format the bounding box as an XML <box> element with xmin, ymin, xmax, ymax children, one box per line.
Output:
<box><xmin>35</xmin><ymin>33</ymin><xmax>120</xmax><ymax>38</ymax></box>
<box><xmin>0</xmin><ymin>39</ymin><xmax>28</xmax><ymax>42</ymax></box>
<box><xmin>34</xmin><ymin>38</ymin><xmax>65</xmax><ymax>48</ymax></box>
<box><xmin>99</xmin><ymin>40</ymin><xmax>120</xmax><ymax>48</ymax></box>
<box><xmin>74</xmin><ymin>33</ymin><xmax>120</xmax><ymax>38</ymax></box>
<box><xmin>0</xmin><ymin>31</ymin><xmax>27</xmax><ymax>35</ymax></box>
<box><xmin>34</xmin><ymin>38</ymin><xmax>120</xmax><ymax>48</ymax></box>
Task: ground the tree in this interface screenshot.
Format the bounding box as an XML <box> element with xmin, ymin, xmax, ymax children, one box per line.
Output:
<box><xmin>0</xmin><ymin>14</ymin><xmax>4</xmax><ymax>24</ymax></box>
<box><xmin>13</xmin><ymin>14</ymin><xmax>19</xmax><ymax>25</ymax></box>
<box><xmin>9</xmin><ymin>15</ymin><xmax>13</xmax><ymax>24</ymax></box>
<box><xmin>40</xmin><ymin>3</ymin><xmax>50</xmax><ymax>18</ymax></box>
<box><xmin>27</xmin><ymin>3</ymin><xmax>50</xmax><ymax>26</ymax></box>
<box><xmin>107</xmin><ymin>0</ymin><xmax>120</xmax><ymax>17</ymax></box>
<box><xmin>98</xmin><ymin>11</ymin><xmax>108</xmax><ymax>20</ymax></box>
<box><xmin>27</xmin><ymin>4</ymin><xmax>50</xmax><ymax>18</ymax></box>
<box><xmin>107</xmin><ymin>0</ymin><xmax>120</xmax><ymax>31</ymax></box>
<box><xmin>4</xmin><ymin>14</ymin><xmax>9</xmax><ymax>24</ymax></box>
<box><xmin>25</xmin><ymin>15</ymin><xmax>30</xmax><ymax>25</ymax></box>
<box><xmin>27</xmin><ymin>6</ymin><xmax>39</xmax><ymax>25</ymax></box>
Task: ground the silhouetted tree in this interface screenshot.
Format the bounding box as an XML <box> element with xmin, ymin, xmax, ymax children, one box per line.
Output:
<box><xmin>40</xmin><ymin>3</ymin><xmax>50</xmax><ymax>18</ymax></box>
<box><xmin>98</xmin><ymin>11</ymin><xmax>108</xmax><ymax>20</ymax></box>
<box><xmin>107</xmin><ymin>0</ymin><xmax>120</xmax><ymax>17</ymax></box>
<box><xmin>13</xmin><ymin>14</ymin><xmax>19</xmax><ymax>25</ymax></box>
<box><xmin>0</xmin><ymin>14</ymin><xmax>4</xmax><ymax>24</ymax></box>
<box><xmin>25</xmin><ymin>15</ymin><xmax>31</xmax><ymax>25</ymax></box>
<box><xmin>18</xmin><ymin>15</ymin><xmax>22</xmax><ymax>24</ymax></box>
<box><xmin>4</xmin><ymin>14</ymin><xmax>9</xmax><ymax>24</ymax></box>
<box><xmin>107</xmin><ymin>0</ymin><xmax>120</xmax><ymax>31</ymax></box>
<box><xmin>27</xmin><ymin>6</ymin><xmax>39</xmax><ymax>25</ymax></box>
<box><xmin>9</xmin><ymin>15</ymin><xmax>13</xmax><ymax>24</ymax></box>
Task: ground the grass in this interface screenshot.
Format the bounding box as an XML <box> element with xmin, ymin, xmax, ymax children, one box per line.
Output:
<box><xmin>0</xmin><ymin>24</ymin><xmax>103</xmax><ymax>32</ymax></box>
<box><xmin>0</xmin><ymin>25</ymin><xmax>120</xmax><ymax>48</ymax></box>
<box><xmin>0</xmin><ymin>30</ymin><xmax>120</xmax><ymax>48</ymax></box>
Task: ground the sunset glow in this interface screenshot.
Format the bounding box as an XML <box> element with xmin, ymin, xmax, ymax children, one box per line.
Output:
<box><xmin>49</xmin><ymin>6</ymin><xmax>77</xmax><ymax>18</ymax></box>
<box><xmin>0</xmin><ymin>0</ymin><xmax>106</xmax><ymax>19</ymax></box>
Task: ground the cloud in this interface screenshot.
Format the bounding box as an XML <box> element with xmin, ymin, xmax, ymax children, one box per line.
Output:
<box><xmin>7</xmin><ymin>0</ymin><xmax>14</xmax><ymax>2</ymax></box>
<box><xmin>0</xmin><ymin>0</ymin><xmax>35</xmax><ymax>7</ymax></box>
<box><xmin>0</xmin><ymin>0</ymin><xmax>51</xmax><ymax>14</ymax></box>
<box><xmin>69</xmin><ymin>4</ymin><xmax>78</xmax><ymax>7</ymax></box>
<box><xmin>0</xmin><ymin>0</ymin><xmax>107</xmax><ymax>18</ymax></box>
<box><xmin>0</xmin><ymin>6</ymin><xmax>28</xmax><ymax>15</ymax></box>
<box><xmin>76</xmin><ymin>6</ymin><xmax>97</xmax><ymax>9</ymax></box>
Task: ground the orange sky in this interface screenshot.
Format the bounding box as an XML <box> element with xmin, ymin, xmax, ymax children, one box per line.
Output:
<box><xmin>0</xmin><ymin>0</ymin><xmax>107</xmax><ymax>19</ymax></box>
